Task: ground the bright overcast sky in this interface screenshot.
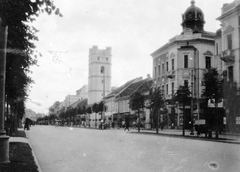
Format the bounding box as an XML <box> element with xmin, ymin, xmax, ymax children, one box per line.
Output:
<box><xmin>26</xmin><ymin>0</ymin><xmax>233</xmax><ymax>114</ymax></box>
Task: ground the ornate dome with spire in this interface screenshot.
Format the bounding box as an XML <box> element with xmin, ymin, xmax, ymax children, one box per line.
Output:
<box><xmin>181</xmin><ymin>0</ymin><xmax>205</xmax><ymax>34</ymax></box>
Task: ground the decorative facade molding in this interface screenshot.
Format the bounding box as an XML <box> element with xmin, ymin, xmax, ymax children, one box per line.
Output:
<box><xmin>203</xmin><ymin>50</ymin><xmax>213</xmax><ymax>56</ymax></box>
<box><xmin>170</xmin><ymin>52</ymin><xmax>176</xmax><ymax>58</ymax></box>
<box><xmin>223</xmin><ymin>25</ymin><xmax>234</xmax><ymax>34</ymax></box>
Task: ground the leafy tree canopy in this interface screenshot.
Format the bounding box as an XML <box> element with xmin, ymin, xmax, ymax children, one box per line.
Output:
<box><xmin>0</xmin><ymin>0</ymin><xmax>62</xmax><ymax>118</ymax></box>
<box><xmin>129</xmin><ymin>91</ymin><xmax>146</xmax><ymax>111</ymax></box>
<box><xmin>173</xmin><ymin>85</ymin><xmax>191</xmax><ymax>106</ymax></box>
<box><xmin>202</xmin><ymin>68</ymin><xmax>223</xmax><ymax>101</ymax></box>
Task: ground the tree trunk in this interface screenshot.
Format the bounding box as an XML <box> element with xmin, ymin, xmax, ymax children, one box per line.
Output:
<box><xmin>156</xmin><ymin>109</ymin><xmax>159</xmax><ymax>134</ymax></box>
<box><xmin>182</xmin><ymin>106</ymin><xmax>185</xmax><ymax>136</ymax></box>
<box><xmin>215</xmin><ymin>99</ymin><xmax>219</xmax><ymax>139</ymax></box>
<box><xmin>138</xmin><ymin>109</ymin><xmax>140</xmax><ymax>133</ymax></box>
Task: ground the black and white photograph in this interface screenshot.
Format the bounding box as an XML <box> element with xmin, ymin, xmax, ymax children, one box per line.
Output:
<box><xmin>0</xmin><ymin>0</ymin><xmax>240</xmax><ymax>171</ymax></box>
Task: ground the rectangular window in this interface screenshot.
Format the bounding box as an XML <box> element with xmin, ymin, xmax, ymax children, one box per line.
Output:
<box><xmin>184</xmin><ymin>80</ymin><xmax>188</xmax><ymax>87</ymax></box>
<box><xmin>162</xmin><ymin>64</ymin><xmax>165</xmax><ymax>75</ymax></box>
<box><xmin>158</xmin><ymin>65</ymin><xmax>161</xmax><ymax>76</ymax></box>
<box><xmin>162</xmin><ymin>85</ymin><xmax>164</xmax><ymax>95</ymax></box>
<box><xmin>227</xmin><ymin>34</ymin><xmax>232</xmax><ymax>50</ymax></box>
<box><xmin>166</xmin><ymin>62</ymin><xmax>169</xmax><ymax>71</ymax></box>
<box><xmin>206</xmin><ymin>56</ymin><xmax>211</xmax><ymax>69</ymax></box>
<box><xmin>154</xmin><ymin>66</ymin><xmax>157</xmax><ymax>78</ymax></box>
<box><xmin>172</xmin><ymin>82</ymin><xmax>174</xmax><ymax>95</ymax></box>
<box><xmin>184</xmin><ymin>55</ymin><xmax>188</xmax><ymax>68</ymax></box>
<box><xmin>166</xmin><ymin>84</ymin><xmax>168</xmax><ymax>95</ymax></box>
<box><xmin>228</xmin><ymin>66</ymin><xmax>233</xmax><ymax>83</ymax></box>
<box><xmin>172</xmin><ymin>59</ymin><xmax>174</xmax><ymax>70</ymax></box>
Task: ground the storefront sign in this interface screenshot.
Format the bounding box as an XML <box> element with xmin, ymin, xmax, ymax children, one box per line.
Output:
<box><xmin>195</xmin><ymin>119</ymin><xmax>206</xmax><ymax>125</ymax></box>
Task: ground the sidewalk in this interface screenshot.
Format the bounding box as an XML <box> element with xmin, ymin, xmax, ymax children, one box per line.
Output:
<box><xmin>129</xmin><ymin>128</ymin><xmax>240</xmax><ymax>144</ymax></box>
<box><xmin>9</xmin><ymin>129</ymin><xmax>43</xmax><ymax>172</ymax></box>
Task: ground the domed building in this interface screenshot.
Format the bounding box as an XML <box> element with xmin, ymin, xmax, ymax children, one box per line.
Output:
<box><xmin>181</xmin><ymin>0</ymin><xmax>205</xmax><ymax>34</ymax></box>
<box><xmin>151</xmin><ymin>0</ymin><xmax>218</xmax><ymax>131</ymax></box>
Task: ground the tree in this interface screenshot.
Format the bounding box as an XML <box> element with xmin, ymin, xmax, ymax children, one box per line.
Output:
<box><xmin>92</xmin><ymin>103</ymin><xmax>99</xmax><ymax>128</ymax></box>
<box><xmin>172</xmin><ymin>85</ymin><xmax>191</xmax><ymax>136</ymax></box>
<box><xmin>146</xmin><ymin>86</ymin><xmax>165</xmax><ymax>134</ymax></box>
<box><xmin>129</xmin><ymin>91</ymin><xmax>146</xmax><ymax>132</ymax></box>
<box><xmin>97</xmin><ymin>101</ymin><xmax>107</xmax><ymax>120</ymax></box>
<box><xmin>202</xmin><ymin>68</ymin><xmax>223</xmax><ymax>138</ymax></box>
<box><xmin>0</xmin><ymin>0</ymin><xmax>62</xmax><ymax>131</ymax></box>
<box><xmin>86</xmin><ymin>106</ymin><xmax>92</xmax><ymax>114</ymax></box>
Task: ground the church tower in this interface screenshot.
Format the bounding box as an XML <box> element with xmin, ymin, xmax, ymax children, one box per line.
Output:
<box><xmin>88</xmin><ymin>46</ymin><xmax>112</xmax><ymax>105</ymax></box>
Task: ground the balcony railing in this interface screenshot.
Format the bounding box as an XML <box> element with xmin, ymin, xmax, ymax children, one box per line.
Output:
<box><xmin>220</xmin><ymin>49</ymin><xmax>235</xmax><ymax>64</ymax></box>
<box><xmin>167</xmin><ymin>70</ymin><xmax>175</xmax><ymax>79</ymax></box>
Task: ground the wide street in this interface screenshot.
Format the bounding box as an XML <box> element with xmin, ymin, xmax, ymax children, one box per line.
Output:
<box><xmin>26</xmin><ymin>125</ymin><xmax>240</xmax><ymax>172</ymax></box>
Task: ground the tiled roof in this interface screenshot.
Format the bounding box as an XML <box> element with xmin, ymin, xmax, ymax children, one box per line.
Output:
<box><xmin>105</xmin><ymin>77</ymin><xmax>142</xmax><ymax>98</ymax></box>
<box><xmin>117</xmin><ymin>78</ymin><xmax>152</xmax><ymax>99</ymax></box>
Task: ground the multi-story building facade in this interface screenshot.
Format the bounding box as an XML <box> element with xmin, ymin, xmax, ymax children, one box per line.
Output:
<box><xmin>114</xmin><ymin>76</ymin><xmax>152</xmax><ymax>128</ymax></box>
<box><xmin>151</xmin><ymin>1</ymin><xmax>216</xmax><ymax>129</ymax></box>
<box><xmin>49</xmin><ymin>101</ymin><xmax>61</xmax><ymax>116</ymax></box>
<box><xmin>217</xmin><ymin>0</ymin><xmax>240</xmax><ymax>86</ymax></box>
<box><xmin>216</xmin><ymin>0</ymin><xmax>240</xmax><ymax>133</ymax></box>
<box><xmin>64</xmin><ymin>94</ymin><xmax>82</xmax><ymax>111</ymax></box>
<box><xmin>88</xmin><ymin>46</ymin><xmax>112</xmax><ymax>105</ymax></box>
<box><xmin>88</xmin><ymin>77</ymin><xmax>143</xmax><ymax>128</ymax></box>
<box><xmin>76</xmin><ymin>85</ymin><xmax>88</xmax><ymax>101</ymax></box>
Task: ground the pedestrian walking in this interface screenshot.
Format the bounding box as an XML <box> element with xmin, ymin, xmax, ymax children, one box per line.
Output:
<box><xmin>24</xmin><ymin>118</ymin><xmax>30</xmax><ymax>130</ymax></box>
<box><xmin>101</xmin><ymin>119</ymin><xmax>104</xmax><ymax>130</ymax></box>
<box><xmin>124</xmin><ymin>120</ymin><xmax>130</xmax><ymax>131</ymax></box>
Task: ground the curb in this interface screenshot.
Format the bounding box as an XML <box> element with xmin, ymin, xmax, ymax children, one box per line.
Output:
<box><xmin>25</xmin><ymin>131</ymin><xmax>43</xmax><ymax>172</ymax></box>
<box><xmin>129</xmin><ymin>131</ymin><xmax>240</xmax><ymax>145</ymax></box>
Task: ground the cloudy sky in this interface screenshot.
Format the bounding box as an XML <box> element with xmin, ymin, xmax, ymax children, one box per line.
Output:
<box><xmin>26</xmin><ymin>0</ymin><xmax>233</xmax><ymax>114</ymax></box>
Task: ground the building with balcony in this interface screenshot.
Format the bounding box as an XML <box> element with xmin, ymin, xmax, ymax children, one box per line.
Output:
<box><xmin>151</xmin><ymin>0</ymin><xmax>216</xmax><ymax>129</ymax></box>
<box><xmin>216</xmin><ymin>0</ymin><xmax>240</xmax><ymax>133</ymax></box>
<box><xmin>216</xmin><ymin>0</ymin><xmax>240</xmax><ymax>86</ymax></box>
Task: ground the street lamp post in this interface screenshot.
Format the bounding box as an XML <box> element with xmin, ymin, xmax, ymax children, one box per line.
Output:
<box><xmin>101</xmin><ymin>66</ymin><xmax>105</xmax><ymax>129</ymax></box>
<box><xmin>0</xmin><ymin>18</ymin><xmax>10</xmax><ymax>163</ymax></box>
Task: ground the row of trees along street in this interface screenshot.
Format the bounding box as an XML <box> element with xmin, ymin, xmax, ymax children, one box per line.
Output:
<box><xmin>37</xmin><ymin>100</ymin><xmax>107</xmax><ymax>126</ymax></box>
<box><xmin>38</xmin><ymin>67</ymin><xmax>238</xmax><ymax>138</ymax></box>
<box><xmin>0</xmin><ymin>0</ymin><xmax>62</xmax><ymax>136</ymax></box>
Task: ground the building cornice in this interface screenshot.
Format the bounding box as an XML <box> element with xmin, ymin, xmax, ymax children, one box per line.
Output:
<box><xmin>217</xmin><ymin>3</ymin><xmax>240</xmax><ymax>20</ymax></box>
<box><xmin>151</xmin><ymin>37</ymin><xmax>214</xmax><ymax>57</ymax></box>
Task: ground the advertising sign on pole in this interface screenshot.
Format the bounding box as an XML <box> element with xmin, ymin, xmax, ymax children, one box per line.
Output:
<box><xmin>236</xmin><ymin>117</ymin><xmax>240</xmax><ymax>125</ymax></box>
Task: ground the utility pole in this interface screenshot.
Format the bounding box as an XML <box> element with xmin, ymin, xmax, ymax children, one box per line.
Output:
<box><xmin>190</xmin><ymin>69</ymin><xmax>194</xmax><ymax>135</ymax></box>
<box><xmin>0</xmin><ymin>18</ymin><xmax>10</xmax><ymax>163</ymax></box>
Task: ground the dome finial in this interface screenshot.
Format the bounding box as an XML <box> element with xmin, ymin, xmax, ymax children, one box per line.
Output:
<box><xmin>191</xmin><ymin>0</ymin><xmax>195</xmax><ymax>6</ymax></box>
